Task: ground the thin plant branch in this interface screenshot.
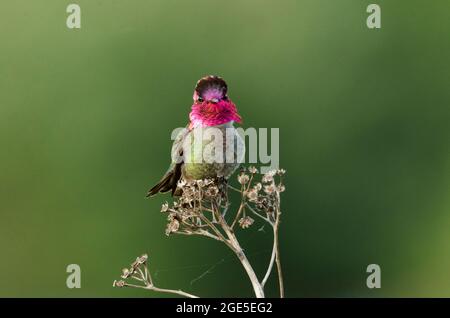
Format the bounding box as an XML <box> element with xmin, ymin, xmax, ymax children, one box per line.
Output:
<box><xmin>227</xmin><ymin>184</ymin><xmax>242</xmax><ymax>193</ymax></box>
<box><xmin>245</xmin><ymin>203</ymin><xmax>272</xmax><ymax>224</ymax></box>
<box><xmin>116</xmin><ymin>281</ymin><xmax>199</xmax><ymax>298</ymax></box>
<box><xmin>274</xmin><ymin>190</ymin><xmax>285</xmax><ymax>297</ymax></box>
<box><xmin>262</xmin><ymin>230</ymin><xmax>277</xmax><ymax>287</ymax></box>
<box><xmin>215</xmin><ymin>207</ymin><xmax>265</xmax><ymax>298</ymax></box>
<box><xmin>231</xmin><ymin>202</ymin><xmax>245</xmax><ymax>229</ymax></box>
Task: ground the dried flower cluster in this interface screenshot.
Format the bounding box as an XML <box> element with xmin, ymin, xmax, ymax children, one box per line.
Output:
<box><xmin>114</xmin><ymin>167</ymin><xmax>286</xmax><ymax>298</ymax></box>
<box><xmin>233</xmin><ymin>167</ymin><xmax>285</xmax><ymax>230</ymax></box>
<box><xmin>161</xmin><ymin>178</ymin><xmax>227</xmax><ymax>237</ymax></box>
<box><xmin>113</xmin><ymin>254</ymin><xmax>149</xmax><ymax>288</ymax></box>
<box><xmin>113</xmin><ymin>254</ymin><xmax>198</xmax><ymax>298</ymax></box>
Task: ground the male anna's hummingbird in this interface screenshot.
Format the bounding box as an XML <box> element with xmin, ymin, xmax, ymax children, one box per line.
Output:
<box><xmin>147</xmin><ymin>75</ymin><xmax>244</xmax><ymax>196</ymax></box>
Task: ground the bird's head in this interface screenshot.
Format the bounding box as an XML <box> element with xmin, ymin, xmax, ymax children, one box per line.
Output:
<box><xmin>193</xmin><ymin>75</ymin><xmax>228</xmax><ymax>103</ymax></box>
<box><xmin>189</xmin><ymin>75</ymin><xmax>242</xmax><ymax>128</ymax></box>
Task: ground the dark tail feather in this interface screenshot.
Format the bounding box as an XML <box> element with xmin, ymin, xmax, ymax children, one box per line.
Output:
<box><xmin>146</xmin><ymin>164</ymin><xmax>182</xmax><ymax>197</ymax></box>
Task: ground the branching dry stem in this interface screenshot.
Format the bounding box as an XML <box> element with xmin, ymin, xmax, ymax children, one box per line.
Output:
<box><xmin>114</xmin><ymin>167</ymin><xmax>286</xmax><ymax>298</ymax></box>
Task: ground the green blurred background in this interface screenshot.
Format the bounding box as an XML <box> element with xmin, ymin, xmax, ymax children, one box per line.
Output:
<box><xmin>0</xmin><ymin>0</ymin><xmax>449</xmax><ymax>297</ymax></box>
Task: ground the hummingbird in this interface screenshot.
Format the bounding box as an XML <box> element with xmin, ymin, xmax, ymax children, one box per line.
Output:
<box><xmin>147</xmin><ymin>75</ymin><xmax>245</xmax><ymax>197</ymax></box>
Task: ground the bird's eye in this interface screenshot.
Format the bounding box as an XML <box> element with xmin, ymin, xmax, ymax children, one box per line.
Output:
<box><xmin>197</xmin><ymin>97</ymin><xmax>203</xmax><ymax>102</ymax></box>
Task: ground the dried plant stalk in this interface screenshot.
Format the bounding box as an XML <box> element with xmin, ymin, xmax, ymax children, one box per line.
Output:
<box><xmin>114</xmin><ymin>167</ymin><xmax>286</xmax><ymax>298</ymax></box>
<box><xmin>113</xmin><ymin>254</ymin><xmax>199</xmax><ymax>298</ymax></box>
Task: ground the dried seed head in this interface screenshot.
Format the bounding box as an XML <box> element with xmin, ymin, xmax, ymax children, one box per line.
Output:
<box><xmin>197</xmin><ymin>179</ymin><xmax>205</xmax><ymax>187</ymax></box>
<box><xmin>205</xmin><ymin>185</ymin><xmax>219</xmax><ymax>197</ymax></box>
<box><xmin>138</xmin><ymin>254</ymin><xmax>148</xmax><ymax>264</ymax></box>
<box><xmin>183</xmin><ymin>186</ymin><xmax>194</xmax><ymax>198</ymax></box>
<box><xmin>248</xmin><ymin>166</ymin><xmax>258</xmax><ymax>174</ymax></box>
<box><xmin>130</xmin><ymin>260</ymin><xmax>140</xmax><ymax>271</ymax></box>
<box><xmin>114</xmin><ymin>280</ymin><xmax>126</xmax><ymax>288</ymax></box>
<box><xmin>161</xmin><ymin>202</ymin><xmax>169</xmax><ymax>212</ymax></box>
<box><xmin>165</xmin><ymin>218</ymin><xmax>180</xmax><ymax>236</ymax></box>
<box><xmin>264</xmin><ymin>184</ymin><xmax>276</xmax><ymax>195</ymax></box>
<box><xmin>238</xmin><ymin>173</ymin><xmax>250</xmax><ymax>185</ymax></box>
<box><xmin>247</xmin><ymin>189</ymin><xmax>258</xmax><ymax>202</ymax></box>
<box><xmin>262</xmin><ymin>170</ymin><xmax>276</xmax><ymax>183</ymax></box>
<box><xmin>238</xmin><ymin>216</ymin><xmax>254</xmax><ymax>229</ymax></box>
<box><xmin>121</xmin><ymin>268</ymin><xmax>131</xmax><ymax>279</ymax></box>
